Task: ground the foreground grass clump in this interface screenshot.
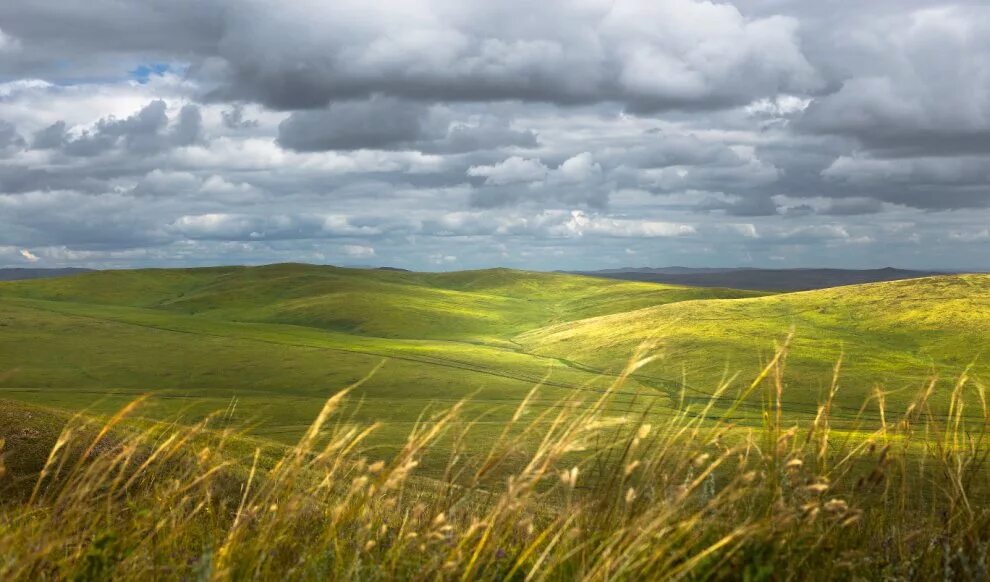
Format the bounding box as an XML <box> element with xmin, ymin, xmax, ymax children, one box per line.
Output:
<box><xmin>2</xmin><ymin>347</ymin><xmax>990</xmax><ymax>580</ymax></box>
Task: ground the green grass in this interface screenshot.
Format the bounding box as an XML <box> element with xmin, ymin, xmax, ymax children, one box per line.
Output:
<box><xmin>2</xmin><ymin>353</ymin><xmax>990</xmax><ymax>580</ymax></box>
<box><xmin>0</xmin><ymin>264</ymin><xmax>763</xmax><ymax>346</ymax></box>
<box><xmin>2</xmin><ymin>265</ymin><xmax>990</xmax><ymax>578</ymax></box>
<box><xmin>1</xmin><ymin>265</ymin><xmax>987</xmax><ymax>448</ymax></box>
<box><xmin>519</xmin><ymin>274</ymin><xmax>990</xmax><ymax>415</ymax></box>
<box><xmin>0</xmin><ymin>265</ymin><xmax>753</xmax><ymax>470</ymax></box>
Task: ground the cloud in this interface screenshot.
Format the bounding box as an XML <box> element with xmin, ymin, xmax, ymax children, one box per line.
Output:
<box><xmin>429</xmin><ymin>253</ymin><xmax>457</xmax><ymax>265</ymax></box>
<box><xmin>0</xmin><ymin>27</ymin><xmax>21</xmax><ymax>53</ymax></box>
<box><xmin>820</xmin><ymin>155</ymin><xmax>990</xmax><ymax>210</ymax></box>
<box><xmin>467</xmin><ymin>153</ymin><xmax>608</xmax><ymax>208</ymax></box>
<box><xmin>420</xmin><ymin>116</ymin><xmax>538</xmax><ymax>154</ymax></box>
<box><xmin>278</xmin><ymin>98</ymin><xmax>538</xmax><ymax>154</ymax></box>
<box><xmin>0</xmin><ymin>121</ymin><xmax>27</xmax><ymax>153</ymax></box>
<box><xmin>949</xmin><ymin>229</ymin><xmax>990</xmax><ymax>243</ymax></box>
<box><xmin>19</xmin><ymin>248</ymin><xmax>38</xmax><ymax>262</ymax></box>
<box><xmin>36</xmin><ymin>100</ymin><xmax>205</xmax><ymax>157</ymax></box>
<box><xmin>552</xmin><ymin>210</ymin><xmax>696</xmax><ymax>238</ymax></box>
<box><xmin>468</xmin><ymin>156</ymin><xmax>547</xmax><ymax>185</ymax></box>
<box><xmin>169</xmin><ymin>213</ymin><xmax>380</xmax><ymax>241</ymax></box>
<box><xmin>31</xmin><ymin>121</ymin><xmax>68</xmax><ymax>149</ymax></box>
<box><xmin>798</xmin><ymin>5</ymin><xmax>990</xmax><ymax>156</ymax></box>
<box><xmin>2</xmin><ymin>0</ymin><xmax>990</xmax><ymax>270</ymax></box>
<box><xmin>199</xmin><ymin>0</ymin><xmax>817</xmax><ymax>112</ymax></box>
<box><xmin>277</xmin><ymin>97</ymin><xmax>433</xmax><ymax>152</ymax></box>
<box><xmin>221</xmin><ymin>104</ymin><xmax>258</xmax><ymax>129</ymax></box>
<box><xmin>343</xmin><ymin>244</ymin><xmax>375</xmax><ymax>258</ymax></box>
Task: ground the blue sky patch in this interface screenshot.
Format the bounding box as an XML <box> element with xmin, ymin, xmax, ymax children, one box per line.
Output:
<box><xmin>130</xmin><ymin>63</ymin><xmax>171</xmax><ymax>84</ymax></box>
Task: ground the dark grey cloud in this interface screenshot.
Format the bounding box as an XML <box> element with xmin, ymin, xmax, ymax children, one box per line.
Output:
<box><xmin>793</xmin><ymin>5</ymin><xmax>990</xmax><ymax>158</ymax></box>
<box><xmin>43</xmin><ymin>100</ymin><xmax>203</xmax><ymax>157</ymax></box>
<box><xmin>221</xmin><ymin>105</ymin><xmax>259</xmax><ymax>130</ymax></box>
<box><xmin>277</xmin><ymin>98</ymin><xmax>433</xmax><ymax>152</ymax></box>
<box><xmin>0</xmin><ymin>120</ymin><xmax>26</xmax><ymax>153</ymax></box>
<box><xmin>0</xmin><ymin>0</ymin><xmax>221</xmax><ymax>79</ymax></box>
<box><xmin>207</xmin><ymin>0</ymin><xmax>817</xmax><ymax>112</ymax></box>
<box><xmin>278</xmin><ymin>97</ymin><xmax>539</xmax><ymax>154</ymax></box>
<box><xmin>1</xmin><ymin>0</ymin><xmax>990</xmax><ymax>270</ymax></box>
<box><xmin>172</xmin><ymin>104</ymin><xmax>204</xmax><ymax>146</ymax></box>
<box><xmin>31</xmin><ymin>121</ymin><xmax>68</xmax><ymax>149</ymax></box>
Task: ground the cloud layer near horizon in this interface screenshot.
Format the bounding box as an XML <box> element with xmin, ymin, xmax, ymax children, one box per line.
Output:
<box><xmin>1</xmin><ymin>0</ymin><xmax>988</xmax><ymax>270</ymax></box>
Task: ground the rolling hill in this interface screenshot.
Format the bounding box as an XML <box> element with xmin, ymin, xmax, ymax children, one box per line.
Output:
<box><xmin>0</xmin><ymin>264</ymin><xmax>987</xmax><ymax>457</ymax></box>
<box><xmin>518</xmin><ymin>274</ymin><xmax>990</xmax><ymax>413</ymax></box>
<box><xmin>0</xmin><ymin>264</ymin><xmax>761</xmax><ymax>463</ymax></box>
<box><xmin>0</xmin><ymin>263</ymin><xmax>763</xmax><ymax>344</ymax></box>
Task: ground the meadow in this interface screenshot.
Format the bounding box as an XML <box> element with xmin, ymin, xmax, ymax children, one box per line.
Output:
<box><xmin>1</xmin><ymin>264</ymin><xmax>989</xmax><ymax>579</ymax></box>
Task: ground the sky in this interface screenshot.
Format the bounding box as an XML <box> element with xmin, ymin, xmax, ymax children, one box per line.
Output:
<box><xmin>1</xmin><ymin>0</ymin><xmax>989</xmax><ymax>271</ymax></box>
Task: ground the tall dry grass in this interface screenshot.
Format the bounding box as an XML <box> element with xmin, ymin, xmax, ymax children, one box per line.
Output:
<box><xmin>2</xmin><ymin>341</ymin><xmax>990</xmax><ymax>580</ymax></box>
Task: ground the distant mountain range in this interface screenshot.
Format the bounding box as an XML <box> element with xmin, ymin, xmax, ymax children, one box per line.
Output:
<box><xmin>0</xmin><ymin>268</ymin><xmax>93</xmax><ymax>282</ymax></box>
<box><xmin>567</xmin><ymin>267</ymin><xmax>951</xmax><ymax>291</ymax></box>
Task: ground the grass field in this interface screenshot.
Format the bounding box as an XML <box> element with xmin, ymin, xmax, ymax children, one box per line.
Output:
<box><xmin>522</xmin><ymin>274</ymin><xmax>990</xmax><ymax>415</ymax></box>
<box><xmin>0</xmin><ymin>265</ymin><xmax>764</xmax><ymax>468</ymax></box>
<box><xmin>1</xmin><ymin>264</ymin><xmax>989</xmax><ymax>579</ymax></box>
<box><xmin>0</xmin><ymin>265</ymin><xmax>987</xmax><ymax>448</ymax></box>
<box><xmin>0</xmin><ymin>264</ymin><xmax>990</xmax><ymax>442</ymax></box>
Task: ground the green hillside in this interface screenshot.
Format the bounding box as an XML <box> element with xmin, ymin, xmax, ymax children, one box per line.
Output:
<box><xmin>0</xmin><ymin>264</ymin><xmax>762</xmax><ymax>345</ymax></box>
<box><xmin>518</xmin><ymin>274</ymin><xmax>990</xmax><ymax>414</ymax></box>
<box><xmin>0</xmin><ymin>264</ymin><xmax>760</xmax><ymax>467</ymax></box>
<box><xmin>1</xmin><ymin>265</ymin><xmax>988</xmax><ymax>461</ymax></box>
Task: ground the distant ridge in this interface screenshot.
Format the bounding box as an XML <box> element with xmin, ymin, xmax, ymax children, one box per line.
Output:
<box><xmin>568</xmin><ymin>267</ymin><xmax>949</xmax><ymax>291</ymax></box>
<box><xmin>0</xmin><ymin>268</ymin><xmax>93</xmax><ymax>282</ymax></box>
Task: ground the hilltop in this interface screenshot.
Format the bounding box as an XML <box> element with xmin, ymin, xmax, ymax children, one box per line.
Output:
<box><xmin>518</xmin><ymin>274</ymin><xmax>990</xmax><ymax>411</ymax></box>
<box><xmin>0</xmin><ymin>263</ymin><xmax>763</xmax><ymax>344</ymax></box>
<box><xmin>1</xmin><ymin>265</ymin><xmax>988</xmax><ymax>447</ymax></box>
<box><xmin>0</xmin><ymin>264</ymin><xmax>761</xmax><ymax>454</ymax></box>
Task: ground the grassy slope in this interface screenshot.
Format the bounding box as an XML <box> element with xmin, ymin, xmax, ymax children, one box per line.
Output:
<box><xmin>0</xmin><ymin>265</ymin><xmax>756</xmax><ymax>466</ymax></box>
<box><xmin>0</xmin><ymin>399</ymin><xmax>72</xmax><ymax>498</ymax></box>
<box><xmin>0</xmin><ymin>264</ymin><xmax>762</xmax><ymax>345</ymax></box>
<box><xmin>3</xmin><ymin>268</ymin><xmax>990</xmax><ymax>578</ymax></box>
<box><xmin>518</xmin><ymin>274</ymin><xmax>990</xmax><ymax>414</ymax></box>
<box><xmin>3</xmin><ymin>265</ymin><xmax>989</xmax><ymax>457</ymax></box>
